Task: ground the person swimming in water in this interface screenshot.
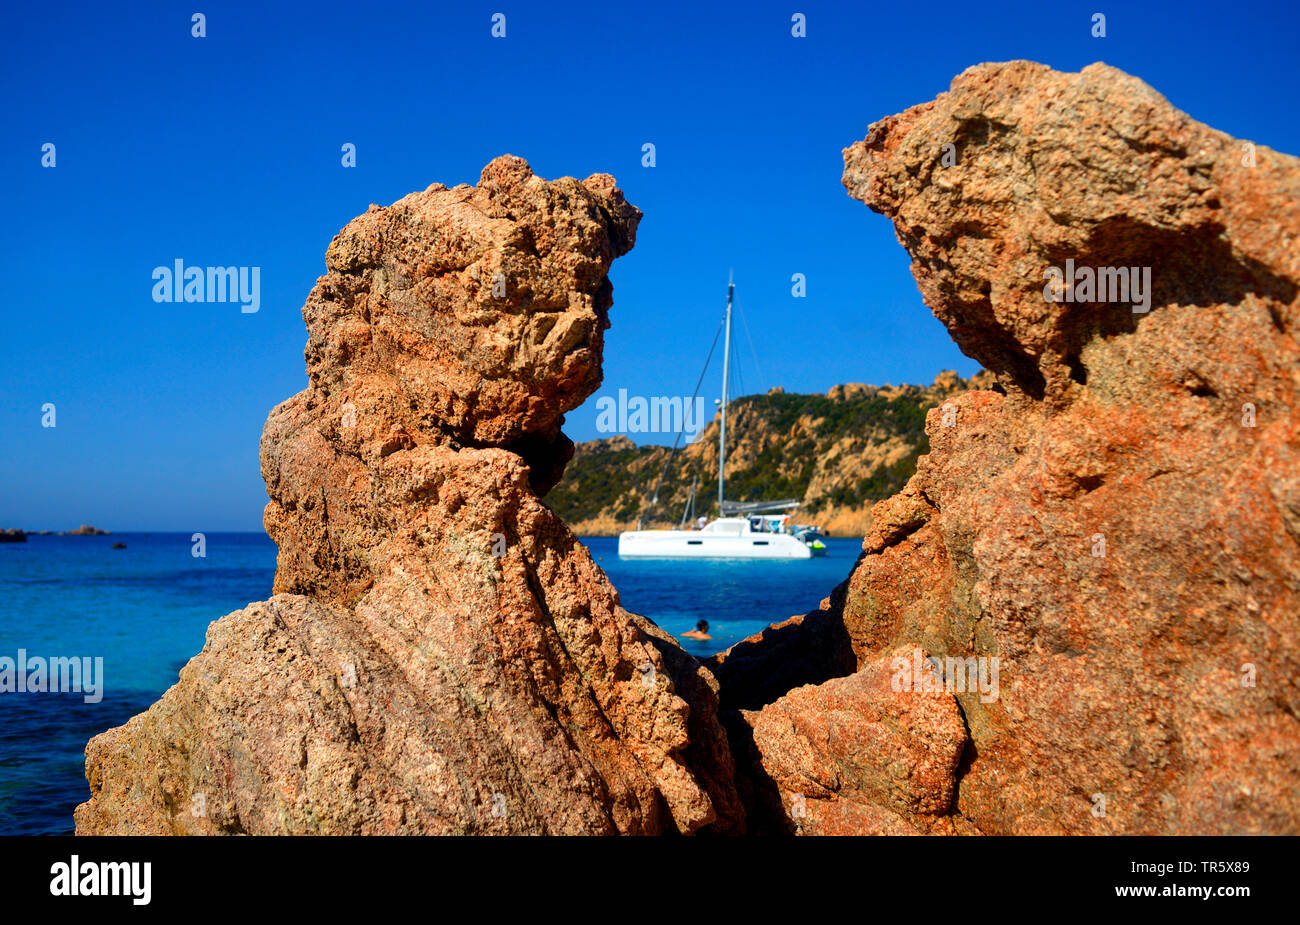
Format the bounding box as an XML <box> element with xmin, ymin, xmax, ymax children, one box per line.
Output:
<box><xmin>681</xmin><ymin>620</ymin><xmax>712</xmax><ymax>641</ymax></box>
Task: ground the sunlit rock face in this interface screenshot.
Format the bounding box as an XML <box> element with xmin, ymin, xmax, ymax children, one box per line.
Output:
<box><xmin>77</xmin><ymin>64</ymin><xmax>1300</xmax><ymax>837</ymax></box>
<box><xmin>76</xmin><ymin>157</ymin><xmax>745</xmax><ymax>836</ymax></box>
<box><xmin>715</xmin><ymin>61</ymin><xmax>1300</xmax><ymax>835</ymax></box>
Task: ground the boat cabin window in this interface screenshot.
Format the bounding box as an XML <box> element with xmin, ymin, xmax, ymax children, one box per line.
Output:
<box><xmin>702</xmin><ymin>518</ymin><xmax>745</xmax><ymax>535</ymax></box>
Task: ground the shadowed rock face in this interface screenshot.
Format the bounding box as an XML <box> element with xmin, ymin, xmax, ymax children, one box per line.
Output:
<box><xmin>76</xmin><ymin>156</ymin><xmax>744</xmax><ymax>835</ymax></box>
<box><xmin>716</xmin><ymin>61</ymin><xmax>1300</xmax><ymax>835</ymax></box>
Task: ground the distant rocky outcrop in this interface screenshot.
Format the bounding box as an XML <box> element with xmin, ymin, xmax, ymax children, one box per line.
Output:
<box><xmin>77</xmin><ymin>156</ymin><xmax>743</xmax><ymax>835</ymax></box>
<box><xmin>551</xmin><ymin>372</ymin><xmax>994</xmax><ymax>536</ymax></box>
<box><xmin>61</xmin><ymin>525</ymin><xmax>110</xmax><ymax>536</ymax></box>
<box><xmin>0</xmin><ymin>528</ymin><xmax>26</xmax><ymax>543</ymax></box>
<box><xmin>714</xmin><ymin>61</ymin><xmax>1300</xmax><ymax>834</ymax></box>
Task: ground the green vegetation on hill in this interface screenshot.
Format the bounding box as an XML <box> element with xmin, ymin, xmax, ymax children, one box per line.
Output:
<box><xmin>720</xmin><ymin>391</ymin><xmax>930</xmax><ymax>511</ymax></box>
<box><xmin>547</xmin><ymin>440</ymin><xmax>655</xmax><ymax>524</ymax></box>
<box><xmin>547</xmin><ymin>373</ymin><xmax>980</xmax><ymax>533</ymax></box>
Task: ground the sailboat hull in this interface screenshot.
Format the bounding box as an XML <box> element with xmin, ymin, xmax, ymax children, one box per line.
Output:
<box><xmin>617</xmin><ymin>528</ymin><xmax>813</xmax><ymax>559</ymax></box>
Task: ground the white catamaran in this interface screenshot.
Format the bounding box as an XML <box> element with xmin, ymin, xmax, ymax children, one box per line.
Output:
<box><xmin>618</xmin><ymin>278</ymin><xmax>827</xmax><ymax>559</ymax></box>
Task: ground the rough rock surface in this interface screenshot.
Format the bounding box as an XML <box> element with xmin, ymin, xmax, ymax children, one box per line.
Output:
<box><xmin>734</xmin><ymin>649</ymin><xmax>970</xmax><ymax>836</ymax></box>
<box><xmin>717</xmin><ymin>61</ymin><xmax>1300</xmax><ymax>834</ymax></box>
<box><xmin>77</xmin><ymin>63</ymin><xmax>1300</xmax><ymax>838</ymax></box>
<box><xmin>76</xmin><ymin>156</ymin><xmax>743</xmax><ymax>835</ymax></box>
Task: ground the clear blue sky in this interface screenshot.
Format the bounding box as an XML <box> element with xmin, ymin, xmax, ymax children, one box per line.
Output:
<box><xmin>2</xmin><ymin>0</ymin><xmax>1296</xmax><ymax>531</ymax></box>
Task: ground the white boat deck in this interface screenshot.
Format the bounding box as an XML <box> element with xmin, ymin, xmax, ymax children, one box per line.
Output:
<box><xmin>618</xmin><ymin>517</ymin><xmax>816</xmax><ymax>559</ymax></box>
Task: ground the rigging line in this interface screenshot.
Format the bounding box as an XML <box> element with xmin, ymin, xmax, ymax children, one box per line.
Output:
<box><xmin>728</xmin><ymin>313</ymin><xmax>745</xmax><ymax>407</ymax></box>
<box><xmin>639</xmin><ymin>310</ymin><xmax>726</xmax><ymax>525</ymax></box>
<box><xmin>736</xmin><ymin>296</ymin><xmax>766</xmax><ymax>394</ymax></box>
<box><xmin>733</xmin><ymin>334</ymin><xmax>744</xmax><ymax>402</ymax></box>
<box><xmin>736</xmin><ymin>322</ymin><xmax>746</xmax><ymax>399</ymax></box>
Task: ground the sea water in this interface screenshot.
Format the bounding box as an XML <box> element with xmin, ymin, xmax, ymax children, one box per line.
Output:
<box><xmin>0</xmin><ymin>532</ymin><xmax>860</xmax><ymax>834</ymax></box>
<box><xmin>586</xmin><ymin>535</ymin><xmax>862</xmax><ymax>657</ymax></box>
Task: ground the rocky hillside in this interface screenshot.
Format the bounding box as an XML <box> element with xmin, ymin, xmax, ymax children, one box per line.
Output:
<box><xmin>550</xmin><ymin>370</ymin><xmax>993</xmax><ymax>536</ymax></box>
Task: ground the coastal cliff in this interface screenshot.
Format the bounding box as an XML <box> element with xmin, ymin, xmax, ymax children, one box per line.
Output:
<box><xmin>551</xmin><ymin>371</ymin><xmax>994</xmax><ymax>537</ymax></box>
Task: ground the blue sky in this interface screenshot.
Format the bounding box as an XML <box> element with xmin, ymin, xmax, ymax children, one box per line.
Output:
<box><xmin>1</xmin><ymin>0</ymin><xmax>1296</xmax><ymax>531</ymax></box>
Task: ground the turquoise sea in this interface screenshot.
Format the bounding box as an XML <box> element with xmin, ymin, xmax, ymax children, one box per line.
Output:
<box><xmin>0</xmin><ymin>532</ymin><xmax>860</xmax><ymax>834</ymax></box>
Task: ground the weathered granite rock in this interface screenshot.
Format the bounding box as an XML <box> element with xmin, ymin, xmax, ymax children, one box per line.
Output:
<box><xmin>734</xmin><ymin>648</ymin><xmax>969</xmax><ymax>836</ymax></box>
<box><xmin>77</xmin><ymin>64</ymin><xmax>1300</xmax><ymax>838</ymax></box>
<box><xmin>721</xmin><ymin>61</ymin><xmax>1300</xmax><ymax>835</ymax></box>
<box><xmin>77</xmin><ymin>156</ymin><xmax>743</xmax><ymax>835</ymax></box>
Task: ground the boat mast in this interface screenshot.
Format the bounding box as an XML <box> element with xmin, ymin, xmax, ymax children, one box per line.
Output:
<box><xmin>680</xmin><ymin>475</ymin><xmax>697</xmax><ymax>527</ymax></box>
<box><xmin>719</xmin><ymin>272</ymin><xmax>733</xmax><ymax>514</ymax></box>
